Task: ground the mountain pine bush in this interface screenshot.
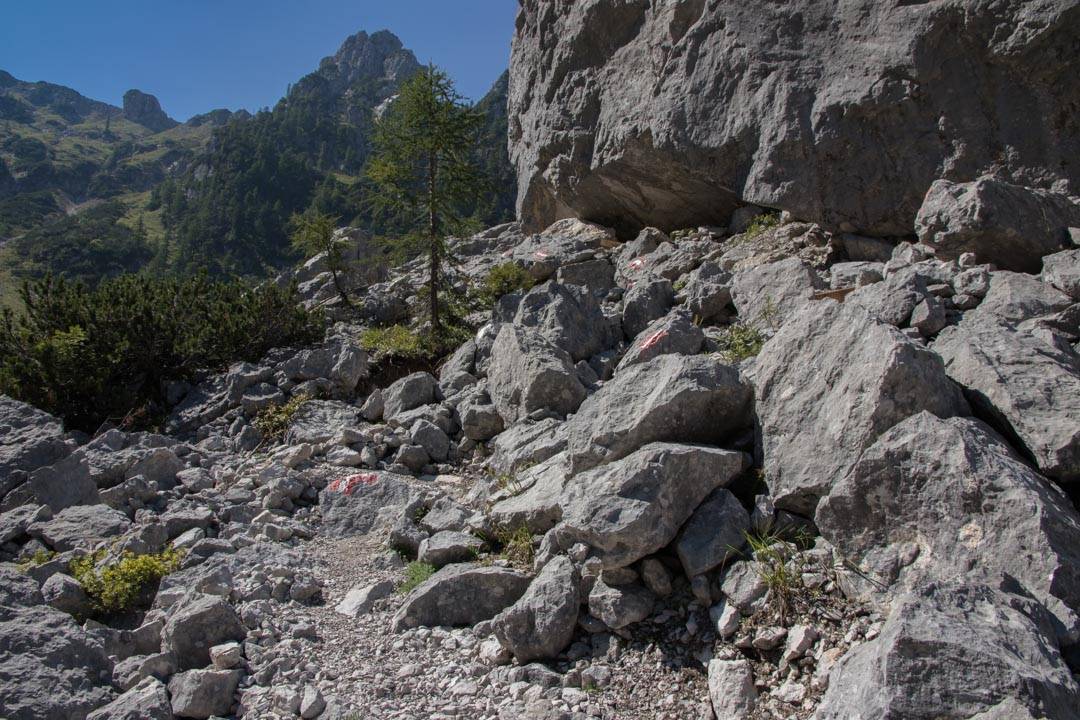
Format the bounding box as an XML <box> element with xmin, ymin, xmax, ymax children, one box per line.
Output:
<box><xmin>0</xmin><ymin>273</ymin><xmax>324</xmax><ymax>430</ymax></box>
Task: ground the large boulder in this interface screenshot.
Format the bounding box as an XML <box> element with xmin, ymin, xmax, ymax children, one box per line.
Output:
<box><xmin>86</xmin><ymin>677</ymin><xmax>172</xmax><ymax>720</ymax></box>
<box><xmin>0</xmin><ymin>604</ymin><xmax>115</xmax><ymax>720</ymax></box>
<box><xmin>492</xmin><ymin>555</ymin><xmax>580</xmax><ymax>662</ymax></box>
<box><xmin>161</xmin><ymin>593</ymin><xmax>245</xmax><ymax>670</ymax></box>
<box><xmin>382</xmin><ymin>372</ymin><xmax>438</xmax><ymax>421</ymax></box>
<box><xmin>554</xmin><ymin>443</ymin><xmax>749</xmax><ymax>569</ymax></box>
<box><xmin>616</xmin><ymin>309</ymin><xmax>704</xmax><ymax>371</ymax></box>
<box><xmin>965</xmin><ymin>271</ymin><xmax>1072</xmax><ymax>325</ymax></box>
<box><xmin>168</xmin><ymin>669</ymin><xmax>238</xmax><ymax>719</ymax></box>
<box><xmin>676</xmin><ymin>489</ymin><xmax>750</xmax><ymax>578</ymax></box>
<box><xmin>916</xmin><ymin>176</ymin><xmax>1080</xmax><ymax>273</ymax></box>
<box><xmin>487</xmin><ymin>325</ymin><xmax>586</xmax><ymax>424</ymax></box>
<box><xmin>514</xmin><ymin>281</ymin><xmax>619</xmax><ymax>361</ymax></box>
<box><xmin>0</xmin><ymin>396</ymin><xmax>72</xmax><ymax>494</ymax></box>
<box><xmin>934</xmin><ymin>319</ymin><xmax>1080</xmax><ymax>482</ymax></box>
<box><xmin>730</xmin><ymin>258</ymin><xmax>825</xmax><ymax>325</ymax></box>
<box><xmin>283</xmin><ymin>400</ymin><xmax>360</xmax><ymax>445</ymax></box>
<box><xmin>509</xmin><ymin>1</ymin><xmax>1080</xmax><ymax>237</ymax></box>
<box><xmin>749</xmin><ymin>301</ymin><xmax>968</xmax><ymax>514</ymax></box>
<box><xmin>392</xmin><ymin>564</ymin><xmax>531</xmax><ymax>631</ymax></box>
<box><xmin>815</xmin><ymin>583</ymin><xmax>1080</xmax><ymax>720</ymax></box>
<box><xmin>565</xmin><ymin>353</ymin><xmax>752</xmax><ymax>473</ymax></box>
<box><xmin>1042</xmin><ymin>249</ymin><xmax>1080</xmax><ymax>300</ymax></box>
<box><xmin>29</xmin><ymin>455</ymin><xmax>101</xmax><ymax>512</ymax></box>
<box><xmin>28</xmin><ymin>504</ymin><xmax>130</xmax><ymax>552</ymax></box>
<box><xmin>817</xmin><ymin>412</ymin><xmax>1080</xmax><ymax>637</ymax></box>
<box><xmin>506</xmin><ymin>219</ymin><xmax>616</xmax><ymax>281</ymax></box>
<box><xmin>277</xmin><ymin>335</ymin><xmax>369</xmax><ymax>395</ymax></box>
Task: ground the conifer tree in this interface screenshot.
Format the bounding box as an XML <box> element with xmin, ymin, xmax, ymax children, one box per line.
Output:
<box><xmin>367</xmin><ymin>65</ymin><xmax>484</xmax><ymax>335</ymax></box>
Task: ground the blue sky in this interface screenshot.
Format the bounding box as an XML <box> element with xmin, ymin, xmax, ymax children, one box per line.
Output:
<box><xmin>0</xmin><ymin>0</ymin><xmax>518</xmax><ymax>121</ymax></box>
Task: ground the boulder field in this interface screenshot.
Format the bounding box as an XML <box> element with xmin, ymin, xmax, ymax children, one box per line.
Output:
<box><xmin>2</xmin><ymin>209</ymin><xmax>1078</xmax><ymax>719</ymax></box>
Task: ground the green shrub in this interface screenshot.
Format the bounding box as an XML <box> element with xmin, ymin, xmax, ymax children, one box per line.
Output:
<box><xmin>16</xmin><ymin>548</ymin><xmax>55</xmax><ymax>572</ymax></box>
<box><xmin>70</xmin><ymin>548</ymin><xmax>184</xmax><ymax>615</ymax></box>
<box><xmin>254</xmin><ymin>393</ymin><xmax>311</xmax><ymax>442</ymax></box>
<box><xmin>476</xmin><ymin>262</ymin><xmax>533</xmax><ymax>307</ymax></box>
<box><xmin>492</xmin><ymin>524</ymin><xmax>535</xmax><ymax>570</ymax></box>
<box><xmin>716</xmin><ymin>323</ymin><xmax>765</xmax><ymax>362</ymax></box>
<box><xmin>359</xmin><ymin>324</ymin><xmax>428</xmax><ymax>361</ymax></box>
<box><xmin>0</xmin><ymin>273</ymin><xmax>324</xmax><ymax>431</ymax></box>
<box><xmin>397</xmin><ymin>561</ymin><xmax>436</xmax><ymax>594</ymax></box>
<box><xmin>743</xmin><ymin>212</ymin><xmax>781</xmax><ymax>240</ymax></box>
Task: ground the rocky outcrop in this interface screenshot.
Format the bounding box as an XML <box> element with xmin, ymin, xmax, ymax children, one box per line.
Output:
<box><xmin>509</xmin><ymin>1</ymin><xmax>1080</xmax><ymax>237</ymax></box>
<box><xmin>121</xmin><ymin>90</ymin><xmax>177</xmax><ymax>133</ymax></box>
<box><xmin>816</xmin><ymin>583</ymin><xmax>1080</xmax><ymax>720</ymax></box>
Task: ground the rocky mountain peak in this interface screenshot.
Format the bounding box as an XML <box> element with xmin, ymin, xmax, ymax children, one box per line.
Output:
<box><xmin>121</xmin><ymin>88</ymin><xmax>178</xmax><ymax>133</ymax></box>
<box><xmin>316</xmin><ymin>29</ymin><xmax>421</xmax><ymax>94</ymax></box>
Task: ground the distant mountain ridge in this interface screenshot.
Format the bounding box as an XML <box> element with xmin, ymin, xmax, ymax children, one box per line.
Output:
<box><xmin>0</xmin><ymin>29</ymin><xmax>514</xmax><ymax>296</ymax></box>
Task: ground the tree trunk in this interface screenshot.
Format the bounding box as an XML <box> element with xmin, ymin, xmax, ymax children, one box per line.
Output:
<box><xmin>428</xmin><ymin>151</ymin><xmax>440</xmax><ymax>334</ymax></box>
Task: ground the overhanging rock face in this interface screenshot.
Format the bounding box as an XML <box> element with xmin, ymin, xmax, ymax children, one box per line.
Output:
<box><xmin>509</xmin><ymin>0</ymin><xmax>1080</xmax><ymax>237</ymax></box>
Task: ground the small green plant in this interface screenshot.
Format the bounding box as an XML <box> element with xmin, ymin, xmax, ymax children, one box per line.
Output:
<box><xmin>254</xmin><ymin>393</ymin><xmax>311</xmax><ymax>442</ymax></box>
<box><xmin>476</xmin><ymin>262</ymin><xmax>534</xmax><ymax>307</ymax></box>
<box><xmin>758</xmin><ymin>295</ymin><xmax>779</xmax><ymax>329</ymax></box>
<box><xmin>493</xmin><ymin>524</ymin><xmax>535</xmax><ymax>570</ymax></box>
<box><xmin>742</xmin><ymin>529</ymin><xmax>810</xmax><ymax>625</ymax></box>
<box><xmin>359</xmin><ymin>325</ymin><xmax>428</xmax><ymax>361</ymax></box>
<box><xmin>492</xmin><ymin>470</ymin><xmax>525</xmax><ymax>497</ymax></box>
<box><xmin>716</xmin><ymin>323</ymin><xmax>765</xmax><ymax>362</ymax></box>
<box><xmin>16</xmin><ymin>548</ymin><xmax>55</xmax><ymax>572</ymax></box>
<box><xmin>397</xmin><ymin>561</ymin><xmax>436</xmax><ymax>594</ymax></box>
<box><xmin>744</xmin><ymin>212</ymin><xmax>781</xmax><ymax>240</ymax></box>
<box><xmin>70</xmin><ymin>547</ymin><xmax>184</xmax><ymax>615</ymax></box>
<box><xmin>673</xmin><ymin>278</ymin><xmax>688</xmax><ymax>293</ymax></box>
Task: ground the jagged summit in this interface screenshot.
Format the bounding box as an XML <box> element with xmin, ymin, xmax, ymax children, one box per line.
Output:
<box><xmin>314</xmin><ymin>29</ymin><xmax>421</xmax><ymax>95</ymax></box>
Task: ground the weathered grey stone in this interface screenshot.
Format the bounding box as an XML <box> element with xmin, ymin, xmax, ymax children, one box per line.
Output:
<box><xmin>750</xmin><ymin>301</ymin><xmax>967</xmax><ymax>514</ymax></box>
<box><xmin>916</xmin><ymin>176</ymin><xmax>1080</xmax><ymax>273</ymax></box>
<box><xmin>299</xmin><ymin>685</ymin><xmax>326</xmax><ymax>719</ymax></box>
<box><xmin>277</xmin><ymin>335</ymin><xmax>369</xmax><ymax>394</ymax></box>
<box><xmin>616</xmin><ymin>309</ymin><xmax>704</xmax><ymax>371</ymax></box>
<box><xmin>639</xmin><ymin>558</ymin><xmax>672</xmax><ymax>598</ymax></box>
<box><xmin>41</xmin><ymin>573</ymin><xmax>92</xmax><ymax>618</ymax></box>
<box><xmin>29</xmin><ymin>504</ymin><xmax>130</xmax><ymax>552</ymax></box>
<box><xmin>283</xmin><ymin>400</ymin><xmax>360</xmax><ymax>445</ymax></box>
<box><xmin>679</xmin><ymin>261</ymin><xmax>733</xmax><ymax>325</ymax></box>
<box><xmin>510</xmin><ymin>2</ymin><xmax>1080</xmax><ymax>240</ymax></box>
<box><xmin>0</xmin><ymin>604</ymin><xmax>114</xmax><ymax>720</ymax></box>
<box><xmin>514</xmin><ymin>281</ymin><xmax>619</xmax><ymax>361</ymax></box>
<box><xmin>587</xmin><ymin>579</ymin><xmax>653</xmax><ymax>629</ymax></box>
<box><xmin>817</xmin><ymin>413</ymin><xmax>1080</xmax><ymax>637</ymax></box>
<box><xmin>719</xmin><ymin>561</ymin><xmax>768</xmax><ymax>615</ymax></box>
<box><xmin>707</xmin><ymin>658</ymin><xmax>756</xmax><ymax>720</ymax></box>
<box><xmin>410</xmin><ymin>420</ymin><xmax>450</xmax><ymax>462</ymax></box>
<box><xmin>555</xmin><ymin>443</ymin><xmax>748</xmax><ymax>569</ymax></box>
<box><xmin>360</xmin><ymin>389</ymin><xmax>384</xmax><ymax>422</ymax></box>
<box><xmin>458</xmin><ymin>399</ymin><xmax>504</xmax><ymax>441</ymax></box>
<box><xmin>556</xmin><ymin>258</ymin><xmax>615</xmax><ymax>294</ymax></box>
<box><xmin>0</xmin><ymin>562</ymin><xmax>43</xmax><ymax>606</ymax></box>
<box><xmin>168</xmin><ymin>668</ymin><xmax>239</xmax><ymax>719</ymax></box>
<box><xmin>566</xmin><ymin>353</ymin><xmax>752</xmax><ymax>473</ymax></box>
<box><xmin>0</xmin><ymin>503</ymin><xmax>50</xmax><ymax>544</ymax></box>
<box><xmin>394</xmin><ymin>444</ymin><xmax>429</xmax><ymax>472</ymax></box>
<box><xmin>320</xmin><ymin>472</ymin><xmax>421</xmax><ymax>538</ymax></box>
<box><xmin>392</xmin><ymin>563</ymin><xmax>530</xmax><ymax>631</ymax></box>
<box><xmin>966</xmin><ymin>271</ymin><xmax>1073</xmax><ymax>325</ymax></box>
<box><xmin>113</xmin><ymin>652</ymin><xmax>176</xmax><ymax>692</ymax></box>
<box><xmin>208</xmin><ymin>642</ymin><xmax>241</xmax><ymax>670</ymax></box>
<box><xmin>1043</xmin><ymin>249</ymin><xmax>1080</xmax><ymax>300</ymax></box>
<box><xmin>487</xmin><ymin>325</ymin><xmax>586</xmax><ymax>424</ymax></box>
<box><xmin>731</xmin><ymin>257</ymin><xmax>825</xmax><ymax>326</ymax></box>
<box><xmin>830</xmin><ymin>262</ymin><xmax>884</xmax><ymax>289</ymax></box>
<box><xmin>934</xmin><ymin>319</ymin><xmax>1080</xmax><ymax>483</ymax></box>
<box><xmin>0</xmin><ymin>396</ymin><xmax>71</xmax><ymax>494</ymax></box>
<box><xmin>87</xmin><ymin>676</ymin><xmax>172</xmax><ymax>720</ymax></box>
<box><xmin>335</xmin><ymin>580</ymin><xmax>395</xmax><ymax>617</ymax></box>
<box><xmin>383</xmin><ymin>372</ymin><xmax>438</xmax><ymax>421</ymax></box>
<box><xmin>492</xmin><ymin>556</ymin><xmax>579</xmax><ymax>662</ymax></box>
<box><xmin>488</xmin><ymin>418</ymin><xmax>568</xmax><ymax>474</ymax></box>
<box><xmin>29</xmin><ymin>455</ymin><xmax>100</xmax><ymax>512</ymax></box>
<box><xmin>816</xmin><ymin>583</ymin><xmax>1080</xmax><ymax>720</ymax></box>
<box><xmin>161</xmin><ymin>593</ymin><xmax>245</xmax><ymax>670</ymax></box>
<box><xmin>417</xmin><ymin>531</ymin><xmax>484</xmax><ymax>568</ymax></box>
<box><xmin>621</xmin><ymin>278</ymin><xmax>674</xmax><ymax>338</ymax></box>
<box><xmin>506</xmin><ymin>219</ymin><xmax>615</xmax><ymax>282</ymax></box>
<box><xmin>676</xmin><ymin>489</ymin><xmax>750</xmax><ymax>577</ymax></box>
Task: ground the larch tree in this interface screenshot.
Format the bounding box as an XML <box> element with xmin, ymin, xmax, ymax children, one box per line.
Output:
<box><xmin>366</xmin><ymin>65</ymin><xmax>485</xmax><ymax>336</ymax></box>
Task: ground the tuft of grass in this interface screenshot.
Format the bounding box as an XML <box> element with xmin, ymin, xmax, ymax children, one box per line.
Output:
<box><xmin>673</xmin><ymin>278</ymin><xmax>688</xmax><ymax>293</ymax></box>
<box><xmin>254</xmin><ymin>393</ymin><xmax>311</xmax><ymax>442</ymax></box>
<box><xmin>716</xmin><ymin>323</ymin><xmax>765</xmax><ymax>362</ymax></box>
<box><xmin>16</xmin><ymin>548</ymin><xmax>55</xmax><ymax>572</ymax></box>
<box><xmin>741</xmin><ymin>527</ymin><xmax>817</xmax><ymax>625</ymax></box>
<box><xmin>492</xmin><ymin>524</ymin><xmax>535</xmax><ymax>570</ymax></box>
<box><xmin>397</xmin><ymin>561</ymin><xmax>436</xmax><ymax>594</ymax></box>
<box><xmin>744</xmin><ymin>212</ymin><xmax>781</xmax><ymax>240</ymax></box>
<box><xmin>359</xmin><ymin>325</ymin><xmax>428</xmax><ymax>361</ymax></box>
<box><xmin>475</xmin><ymin>262</ymin><xmax>534</xmax><ymax>307</ymax></box>
<box><xmin>70</xmin><ymin>547</ymin><xmax>184</xmax><ymax>615</ymax></box>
